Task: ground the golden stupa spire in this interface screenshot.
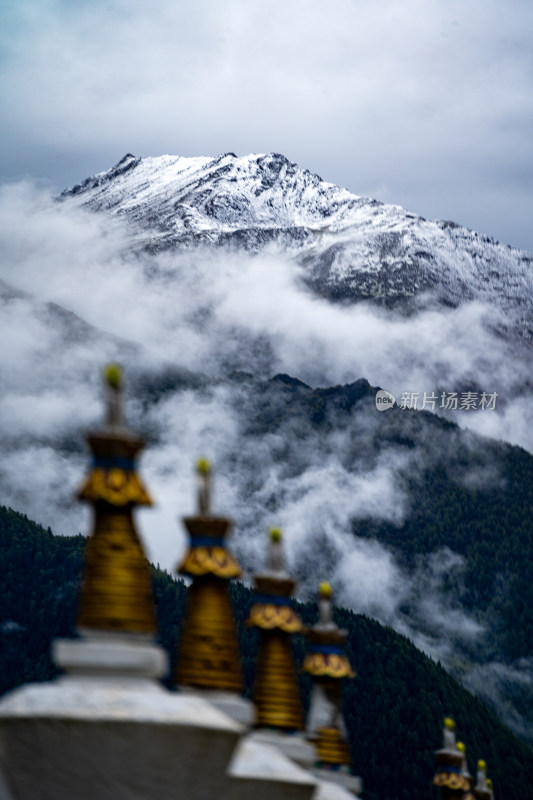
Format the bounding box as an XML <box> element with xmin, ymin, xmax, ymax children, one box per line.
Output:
<box><xmin>474</xmin><ymin>760</ymin><xmax>494</xmax><ymax>800</ymax></box>
<box><xmin>174</xmin><ymin>459</ymin><xmax>243</xmax><ymax>692</ymax></box>
<box><xmin>303</xmin><ymin>582</ymin><xmax>355</xmax><ymax>769</ymax></box>
<box><xmin>76</xmin><ymin>364</ymin><xmax>156</xmax><ymax>634</ymax></box>
<box><xmin>433</xmin><ymin>719</ymin><xmax>471</xmax><ymax>799</ymax></box>
<box><xmin>247</xmin><ymin>528</ymin><xmax>304</xmax><ymax>731</ymax></box>
<box><xmin>457</xmin><ymin>742</ymin><xmax>475</xmax><ymax>800</ymax></box>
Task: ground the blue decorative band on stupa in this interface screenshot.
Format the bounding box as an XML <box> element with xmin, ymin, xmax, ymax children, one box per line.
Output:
<box><xmin>92</xmin><ymin>455</ymin><xmax>136</xmax><ymax>470</ymax></box>
<box><xmin>190</xmin><ymin>536</ymin><xmax>226</xmax><ymax>547</ymax></box>
<box><xmin>308</xmin><ymin>643</ymin><xmax>345</xmax><ymax>656</ymax></box>
<box><xmin>254</xmin><ymin>593</ymin><xmax>293</xmax><ymax>607</ymax></box>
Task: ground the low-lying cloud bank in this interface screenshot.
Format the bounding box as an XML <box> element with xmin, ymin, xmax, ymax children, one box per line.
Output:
<box><xmin>1</xmin><ymin>181</ymin><xmax>532</xmax><ymax>739</ymax></box>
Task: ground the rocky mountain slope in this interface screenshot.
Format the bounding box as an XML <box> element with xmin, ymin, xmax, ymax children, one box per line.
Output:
<box><xmin>60</xmin><ymin>152</ymin><xmax>533</xmax><ymax>341</ymax></box>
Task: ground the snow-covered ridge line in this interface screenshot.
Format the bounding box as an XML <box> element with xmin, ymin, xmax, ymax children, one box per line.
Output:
<box><xmin>60</xmin><ymin>151</ymin><xmax>533</xmax><ymax>342</ymax></box>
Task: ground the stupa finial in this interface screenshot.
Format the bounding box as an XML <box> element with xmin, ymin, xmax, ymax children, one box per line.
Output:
<box><xmin>475</xmin><ymin>759</ymin><xmax>492</xmax><ymax>799</ymax></box>
<box><xmin>266</xmin><ymin>526</ymin><xmax>286</xmax><ymax>574</ymax></box>
<box><xmin>316</xmin><ymin>581</ymin><xmax>335</xmax><ymax>629</ymax></box>
<box><xmin>103</xmin><ymin>362</ymin><xmax>125</xmax><ymax>428</ymax></box>
<box><xmin>196</xmin><ymin>457</ymin><xmax>212</xmax><ymax>515</ymax></box>
<box><xmin>443</xmin><ymin>717</ymin><xmax>456</xmax><ymax>750</ymax></box>
<box><xmin>457</xmin><ymin>741</ymin><xmax>467</xmax><ymax>774</ymax></box>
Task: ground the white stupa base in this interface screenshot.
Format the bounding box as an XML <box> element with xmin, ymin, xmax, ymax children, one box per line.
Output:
<box><xmin>0</xmin><ymin>768</ymin><xmax>14</xmax><ymax>800</ymax></box>
<box><xmin>0</xmin><ymin>630</ymin><xmax>245</xmax><ymax>800</ymax></box>
<box><xmin>179</xmin><ymin>687</ymin><xmax>254</xmax><ymax>726</ymax></box>
<box><xmin>311</xmin><ymin>768</ymin><xmax>362</xmax><ymax>798</ymax></box>
<box><xmin>229</xmin><ymin>736</ymin><xmax>317</xmax><ymax>800</ymax></box>
<box><xmin>249</xmin><ymin>728</ymin><xmax>316</xmax><ymax>767</ymax></box>
<box><xmin>54</xmin><ymin>630</ymin><xmax>168</xmax><ymax>680</ymax></box>
<box><xmin>0</xmin><ymin>674</ymin><xmax>243</xmax><ymax>800</ymax></box>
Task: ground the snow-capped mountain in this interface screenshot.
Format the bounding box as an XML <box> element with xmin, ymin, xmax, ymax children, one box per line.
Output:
<box><xmin>60</xmin><ymin>152</ymin><xmax>533</xmax><ymax>342</ymax></box>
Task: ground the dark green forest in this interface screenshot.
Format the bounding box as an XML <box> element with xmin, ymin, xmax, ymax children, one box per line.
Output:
<box><xmin>351</xmin><ymin>421</ymin><xmax>533</xmax><ymax>664</ymax></box>
<box><xmin>229</xmin><ymin>373</ymin><xmax>533</xmax><ymax>668</ymax></box>
<box><xmin>1</xmin><ymin>505</ymin><xmax>532</xmax><ymax>800</ymax></box>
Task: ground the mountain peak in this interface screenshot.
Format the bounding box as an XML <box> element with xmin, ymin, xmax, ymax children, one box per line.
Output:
<box><xmin>58</xmin><ymin>151</ymin><xmax>533</xmax><ymax>343</ymax></box>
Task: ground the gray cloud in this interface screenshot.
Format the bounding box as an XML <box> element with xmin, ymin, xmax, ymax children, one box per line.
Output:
<box><xmin>464</xmin><ymin>659</ymin><xmax>533</xmax><ymax>741</ymax></box>
<box><xmin>1</xmin><ymin>1</ymin><xmax>533</xmax><ymax>250</ymax></box>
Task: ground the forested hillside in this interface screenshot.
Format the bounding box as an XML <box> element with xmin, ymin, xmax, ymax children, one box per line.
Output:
<box><xmin>1</xmin><ymin>506</ymin><xmax>532</xmax><ymax>800</ymax></box>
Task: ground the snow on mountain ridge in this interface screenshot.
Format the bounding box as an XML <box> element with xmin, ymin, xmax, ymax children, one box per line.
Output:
<box><xmin>60</xmin><ymin>151</ymin><xmax>533</xmax><ymax>342</ymax></box>
<box><xmin>61</xmin><ymin>151</ymin><xmax>368</xmax><ymax>231</ymax></box>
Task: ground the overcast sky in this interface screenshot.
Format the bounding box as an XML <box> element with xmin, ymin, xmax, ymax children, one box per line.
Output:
<box><xmin>1</xmin><ymin>0</ymin><xmax>532</xmax><ymax>251</ymax></box>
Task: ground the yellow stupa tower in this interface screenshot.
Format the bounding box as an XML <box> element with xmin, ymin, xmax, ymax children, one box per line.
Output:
<box><xmin>174</xmin><ymin>459</ymin><xmax>243</xmax><ymax>692</ymax></box>
<box><xmin>303</xmin><ymin>581</ymin><xmax>355</xmax><ymax>769</ymax></box>
<box><xmin>433</xmin><ymin>719</ymin><xmax>471</xmax><ymax>799</ymax></box>
<box><xmin>247</xmin><ymin>528</ymin><xmax>304</xmax><ymax>731</ymax></box>
<box><xmin>76</xmin><ymin>364</ymin><xmax>156</xmax><ymax>634</ymax></box>
<box><xmin>457</xmin><ymin>742</ymin><xmax>474</xmax><ymax>800</ymax></box>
